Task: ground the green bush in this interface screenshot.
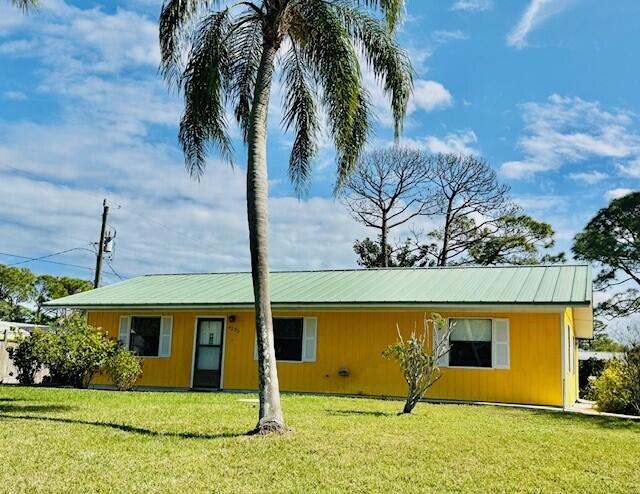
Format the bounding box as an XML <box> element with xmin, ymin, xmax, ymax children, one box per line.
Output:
<box><xmin>8</xmin><ymin>314</ymin><xmax>117</xmax><ymax>388</ymax></box>
<box><xmin>44</xmin><ymin>314</ymin><xmax>117</xmax><ymax>388</ymax></box>
<box><xmin>105</xmin><ymin>347</ymin><xmax>143</xmax><ymax>391</ymax></box>
<box><xmin>6</xmin><ymin>329</ymin><xmax>51</xmax><ymax>384</ymax></box>
<box><xmin>591</xmin><ymin>359</ymin><xmax>632</xmax><ymax>414</ymax></box>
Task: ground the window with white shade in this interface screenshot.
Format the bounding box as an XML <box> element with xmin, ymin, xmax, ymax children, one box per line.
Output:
<box><xmin>442</xmin><ymin>318</ymin><xmax>510</xmax><ymax>369</ymax></box>
<box><xmin>119</xmin><ymin>315</ymin><xmax>172</xmax><ymax>358</ymax></box>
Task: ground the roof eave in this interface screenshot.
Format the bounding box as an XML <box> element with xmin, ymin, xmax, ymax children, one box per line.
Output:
<box><xmin>46</xmin><ymin>300</ymin><xmax>592</xmax><ymax>311</ymax></box>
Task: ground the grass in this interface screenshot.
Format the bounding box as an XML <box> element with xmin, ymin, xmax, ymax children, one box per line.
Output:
<box><xmin>0</xmin><ymin>387</ymin><xmax>638</xmax><ymax>493</ymax></box>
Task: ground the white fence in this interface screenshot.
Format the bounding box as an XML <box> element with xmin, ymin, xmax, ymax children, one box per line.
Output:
<box><xmin>0</xmin><ymin>322</ymin><xmax>50</xmax><ymax>384</ymax></box>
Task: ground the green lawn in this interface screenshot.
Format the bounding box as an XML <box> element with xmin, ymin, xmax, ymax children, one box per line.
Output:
<box><xmin>0</xmin><ymin>387</ymin><xmax>638</xmax><ymax>493</ymax></box>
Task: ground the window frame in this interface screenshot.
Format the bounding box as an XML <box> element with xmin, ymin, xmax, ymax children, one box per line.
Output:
<box><xmin>253</xmin><ymin>316</ymin><xmax>317</xmax><ymax>363</ymax></box>
<box><xmin>272</xmin><ymin>316</ymin><xmax>305</xmax><ymax>363</ymax></box>
<box><xmin>120</xmin><ymin>314</ymin><xmax>172</xmax><ymax>359</ymax></box>
<box><xmin>441</xmin><ymin>317</ymin><xmax>510</xmax><ymax>370</ymax></box>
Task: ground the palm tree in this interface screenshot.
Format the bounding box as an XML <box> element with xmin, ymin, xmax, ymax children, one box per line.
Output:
<box><xmin>160</xmin><ymin>0</ymin><xmax>412</xmax><ymax>434</ymax></box>
<box><xmin>10</xmin><ymin>0</ymin><xmax>38</xmax><ymax>11</ymax></box>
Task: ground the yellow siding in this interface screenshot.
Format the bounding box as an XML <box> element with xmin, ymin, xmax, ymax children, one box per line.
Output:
<box><xmin>564</xmin><ymin>308</ymin><xmax>579</xmax><ymax>405</ymax></box>
<box><xmin>88</xmin><ymin>308</ymin><xmax>564</xmax><ymax>407</ymax></box>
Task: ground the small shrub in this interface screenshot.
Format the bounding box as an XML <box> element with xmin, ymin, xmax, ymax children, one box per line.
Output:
<box><xmin>592</xmin><ymin>359</ymin><xmax>632</xmax><ymax>414</ymax></box>
<box><xmin>383</xmin><ymin>313</ymin><xmax>450</xmax><ymax>414</ymax></box>
<box><xmin>105</xmin><ymin>348</ymin><xmax>142</xmax><ymax>391</ymax></box>
<box><xmin>6</xmin><ymin>328</ymin><xmax>51</xmax><ymax>384</ymax></box>
<box><xmin>44</xmin><ymin>314</ymin><xmax>117</xmax><ymax>388</ymax></box>
<box><xmin>592</xmin><ymin>344</ymin><xmax>640</xmax><ymax>416</ymax></box>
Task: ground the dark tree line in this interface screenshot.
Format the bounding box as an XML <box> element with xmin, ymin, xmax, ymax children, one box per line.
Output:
<box><xmin>0</xmin><ymin>264</ymin><xmax>91</xmax><ymax>323</ymax></box>
<box><xmin>342</xmin><ymin>148</ymin><xmax>565</xmax><ymax>268</ymax></box>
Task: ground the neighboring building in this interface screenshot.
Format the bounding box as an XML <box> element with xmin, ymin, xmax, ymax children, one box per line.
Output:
<box><xmin>579</xmin><ymin>350</ymin><xmax>625</xmax><ymax>361</ymax></box>
<box><xmin>0</xmin><ymin>321</ymin><xmax>50</xmax><ymax>384</ymax></box>
<box><xmin>46</xmin><ymin>265</ymin><xmax>593</xmax><ymax>408</ymax></box>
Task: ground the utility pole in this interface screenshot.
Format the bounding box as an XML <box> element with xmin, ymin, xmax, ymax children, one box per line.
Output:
<box><xmin>94</xmin><ymin>199</ymin><xmax>109</xmax><ymax>288</ymax></box>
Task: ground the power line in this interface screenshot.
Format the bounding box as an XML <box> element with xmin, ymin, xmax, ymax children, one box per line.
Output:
<box><xmin>6</xmin><ymin>244</ymin><xmax>94</xmax><ymax>267</ymax></box>
<box><xmin>116</xmin><ymin>204</ymin><xmax>207</xmax><ymax>245</ymax></box>
<box><xmin>0</xmin><ymin>251</ymin><xmax>120</xmax><ymax>279</ymax></box>
<box><xmin>105</xmin><ymin>258</ymin><xmax>127</xmax><ymax>281</ymax></box>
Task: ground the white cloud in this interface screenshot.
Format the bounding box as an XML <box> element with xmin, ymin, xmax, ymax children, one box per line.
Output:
<box><xmin>514</xmin><ymin>195</ymin><xmax>567</xmax><ymax>211</ymax></box>
<box><xmin>617</xmin><ymin>159</ymin><xmax>640</xmax><ymax>178</ymax></box>
<box><xmin>431</xmin><ymin>30</ymin><xmax>469</xmax><ymax>44</ymax></box>
<box><xmin>501</xmin><ymin>94</ymin><xmax>640</xmax><ymax>179</ymax></box>
<box><xmin>410</xmin><ymin>80</ymin><xmax>454</xmax><ymax>113</ymax></box>
<box><xmin>0</xmin><ymin>0</ymin><xmax>370</xmax><ymax>280</ymax></box>
<box><xmin>1</xmin><ymin>1</ymin><xmax>159</xmax><ymax>74</ymax></box>
<box><xmin>507</xmin><ymin>0</ymin><xmax>573</xmax><ymax>49</ymax></box>
<box><xmin>450</xmin><ymin>0</ymin><xmax>493</xmax><ymax>12</ymax></box>
<box><xmin>605</xmin><ymin>188</ymin><xmax>635</xmax><ymax>202</ymax></box>
<box><xmin>568</xmin><ymin>170</ymin><xmax>608</xmax><ymax>184</ymax></box>
<box><xmin>402</xmin><ymin>130</ymin><xmax>479</xmax><ymax>155</ymax></box>
<box><xmin>2</xmin><ymin>90</ymin><xmax>27</xmax><ymax>100</ymax></box>
<box><xmin>500</xmin><ymin>160</ymin><xmax>549</xmax><ymax>179</ymax></box>
<box><xmin>0</xmin><ymin>3</ymin><xmax>26</xmax><ymax>33</ymax></box>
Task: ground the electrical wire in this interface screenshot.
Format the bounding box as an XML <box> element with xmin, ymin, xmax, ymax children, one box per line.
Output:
<box><xmin>105</xmin><ymin>258</ymin><xmax>127</xmax><ymax>280</ymax></box>
<box><xmin>0</xmin><ymin>251</ymin><xmax>119</xmax><ymax>279</ymax></box>
<box><xmin>5</xmin><ymin>244</ymin><xmax>94</xmax><ymax>267</ymax></box>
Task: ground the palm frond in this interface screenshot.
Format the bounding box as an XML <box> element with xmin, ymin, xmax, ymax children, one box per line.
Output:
<box><xmin>11</xmin><ymin>0</ymin><xmax>39</xmax><ymax>12</ymax></box>
<box><xmin>335</xmin><ymin>88</ymin><xmax>370</xmax><ymax>190</ymax></box>
<box><xmin>348</xmin><ymin>0</ymin><xmax>406</xmax><ymax>32</ymax></box>
<box><xmin>159</xmin><ymin>0</ymin><xmax>220</xmax><ymax>87</ymax></box>
<box><xmin>281</xmin><ymin>43</ymin><xmax>321</xmax><ymax>195</ymax></box>
<box><xmin>228</xmin><ymin>13</ymin><xmax>264</xmax><ymax>141</ymax></box>
<box><xmin>289</xmin><ymin>0</ymin><xmax>370</xmax><ymax>192</ymax></box>
<box><xmin>333</xmin><ymin>2</ymin><xmax>412</xmax><ymax>138</ymax></box>
<box><xmin>179</xmin><ymin>9</ymin><xmax>233</xmax><ymax>178</ymax></box>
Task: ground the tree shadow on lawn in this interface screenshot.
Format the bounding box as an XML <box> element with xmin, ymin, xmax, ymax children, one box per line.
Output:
<box><xmin>0</xmin><ymin>413</ymin><xmax>249</xmax><ymax>440</ymax></box>
<box><xmin>327</xmin><ymin>405</ymin><xmax>640</xmax><ymax>429</ymax></box>
<box><xmin>522</xmin><ymin>409</ymin><xmax>640</xmax><ymax>431</ymax></box>
<box><xmin>325</xmin><ymin>409</ymin><xmax>394</xmax><ymax>417</ymax></box>
<box><xmin>0</xmin><ymin>404</ymin><xmax>73</xmax><ymax>414</ymax></box>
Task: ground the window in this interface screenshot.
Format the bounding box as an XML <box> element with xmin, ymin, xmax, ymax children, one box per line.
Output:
<box><xmin>449</xmin><ymin>318</ymin><xmax>492</xmax><ymax>368</ymax></box>
<box><xmin>254</xmin><ymin>317</ymin><xmax>317</xmax><ymax>362</ymax></box>
<box><xmin>442</xmin><ymin>318</ymin><xmax>510</xmax><ymax>369</ymax></box>
<box><xmin>130</xmin><ymin>317</ymin><xmax>160</xmax><ymax>356</ymax></box>
<box><xmin>119</xmin><ymin>316</ymin><xmax>172</xmax><ymax>358</ymax></box>
<box><xmin>274</xmin><ymin>318</ymin><xmax>304</xmax><ymax>361</ymax></box>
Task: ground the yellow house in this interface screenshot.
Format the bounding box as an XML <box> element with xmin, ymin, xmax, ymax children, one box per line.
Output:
<box><xmin>47</xmin><ymin>265</ymin><xmax>593</xmax><ymax>408</ymax></box>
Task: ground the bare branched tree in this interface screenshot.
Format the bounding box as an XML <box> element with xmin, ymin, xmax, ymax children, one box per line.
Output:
<box><xmin>383</xmin><ymin>313</ymin><xmax>450</xmax><ymax>414</ymax></box>
<box><xmin>341</xmin><ymin>147</ymin><xmax>432</xmax><ymax>267</ymax></box>
<box><xmin>425</xmin><ymin>153</ymin><xmax>513</xmax><ymax>266</ymax></box>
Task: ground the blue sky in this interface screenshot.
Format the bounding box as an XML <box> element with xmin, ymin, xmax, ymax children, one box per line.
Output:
<box><xmin>0</xmin><ymin>0</ymin><xmax>639</xmax><ymax>287</ymax></box>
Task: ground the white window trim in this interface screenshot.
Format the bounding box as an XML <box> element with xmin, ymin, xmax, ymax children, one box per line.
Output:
<box><xmin>442</xmin><ymin>317</ymin><xmax>510</xmax><ymax>370</ymax></box>
<box><xmin>253</xmin><ymin>316</ymin><xmax>317</xmax><ymax>363</ymax></box>
<box><xmin>121</xmin><ymin>314</ymin><xmax>173</xmax><ymax>359</ymax></box>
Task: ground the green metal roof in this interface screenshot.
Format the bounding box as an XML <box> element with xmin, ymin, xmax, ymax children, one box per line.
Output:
<box><xmin>46</xmin><ymin>265</ymin><xmax>592</xmax><ymax>309</ymax></box>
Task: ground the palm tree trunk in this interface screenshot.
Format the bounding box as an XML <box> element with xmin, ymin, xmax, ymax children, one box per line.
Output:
<box><xmin>246</xmin><ymin>41</ymin><xmax>285</xmax><ymax>434</ymax></box>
